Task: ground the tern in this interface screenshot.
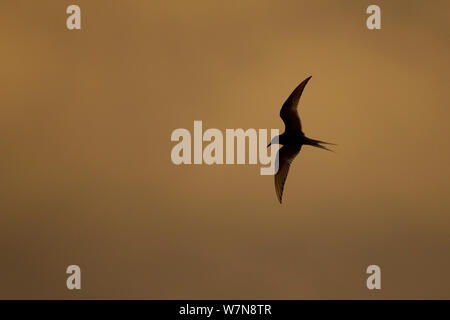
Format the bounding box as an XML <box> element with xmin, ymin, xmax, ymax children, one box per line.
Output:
<box><xmin>267</xmin><ymin>76</ymin><xmax>335</xmax><ymax>203</ymax></box>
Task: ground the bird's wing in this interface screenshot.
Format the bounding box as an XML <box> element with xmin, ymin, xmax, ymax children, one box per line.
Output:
<box><xmin>274</xmin><ymin>145</ymin><xmax>302</xmax><ymax>203</ymax></box>
<box><xmin>280</xmin><ymin>76</ymin><xmax>312</xmax><ymax>132</ymax></box>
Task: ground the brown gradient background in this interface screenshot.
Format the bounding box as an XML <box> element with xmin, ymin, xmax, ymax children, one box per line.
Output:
<box><xmin>0</xmin><ymin>0</ymin><xmax>449</xmax><ymax>299</ymax></box>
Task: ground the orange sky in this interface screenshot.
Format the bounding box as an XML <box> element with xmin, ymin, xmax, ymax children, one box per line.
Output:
<box><xmin>0</xmin><ymin>0</ymin><xmax>449</xmax><ymax>298</ymax></box>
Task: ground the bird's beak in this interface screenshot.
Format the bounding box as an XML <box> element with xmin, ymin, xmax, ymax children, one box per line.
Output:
<box><xmin>267</xmin><ymin>143</ymin><xmax>271</xmax><ymax>148</ymax></box>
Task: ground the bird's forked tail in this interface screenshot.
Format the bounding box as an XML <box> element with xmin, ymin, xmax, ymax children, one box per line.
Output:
<box><xmin>307</xmin><ymin>138</ymin><xmax>336</xmax><ymax>153</ymax></box>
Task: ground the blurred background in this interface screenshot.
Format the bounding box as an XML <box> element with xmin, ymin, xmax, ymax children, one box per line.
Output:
<box><xmin>0</xmin><ymin>0</ymin><xmax>449</xmax><ymax>299</ymax></box>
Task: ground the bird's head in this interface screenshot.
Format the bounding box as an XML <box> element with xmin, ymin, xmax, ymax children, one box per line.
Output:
<box><xmin>267</xmin><ymin>135</ymin><xmax>280</xmax><ymax>148</ymax></box>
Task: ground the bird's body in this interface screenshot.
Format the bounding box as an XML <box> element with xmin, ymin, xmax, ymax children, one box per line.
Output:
<box><xmin>268</xmin><ymin>76</ymin><xmax>335</xmax><ymax>203</ymax></box>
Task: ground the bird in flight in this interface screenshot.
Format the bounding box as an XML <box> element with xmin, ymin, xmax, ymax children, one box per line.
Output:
<box><xmin>267</xmin><ymin>76</ymin><xmax>335</xmax><ymax>203</ymax></box>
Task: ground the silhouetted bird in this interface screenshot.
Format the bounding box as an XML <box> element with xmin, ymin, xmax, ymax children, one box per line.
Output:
<box><xmin>267</xmin><ymin>76</ymin><xmax>335</xmax><ymax>203</ymax></box>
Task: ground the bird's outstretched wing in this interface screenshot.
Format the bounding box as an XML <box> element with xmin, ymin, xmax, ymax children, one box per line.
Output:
<box><xmin>280</xmin><ymin>76</ymin><xmax>312</xmax><ymax>132</ymax></box>
<box><xmin>275</xmin><ymin>145</ymin><xmax>302</xmax><ymax>203</ymax></box>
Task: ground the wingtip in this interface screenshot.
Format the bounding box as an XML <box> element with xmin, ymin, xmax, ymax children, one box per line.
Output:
<box><xmin>275</xmin><ymin>193</ymin><xmax>281</xmax><ymax>204</ymax></box>
<box><xmin>302</xmin><ymin>75</ymin><xmax>312</xmax><ymax>85</ymax></box>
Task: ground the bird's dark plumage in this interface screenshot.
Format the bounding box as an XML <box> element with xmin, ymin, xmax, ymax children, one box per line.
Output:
<box><xmin>275</xmin><ymin>145</ymin><xmax>302</xmax><ymax>203</ymax></box>
<box><xmin>271</xmin><ymin>76</ymin><xmax>334</xmax><ymax>203</ymax></box>
<box><xmin>279</xmin><ymin>76</ymin><xmax>311</xmax><ymax>133</ymax></box>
